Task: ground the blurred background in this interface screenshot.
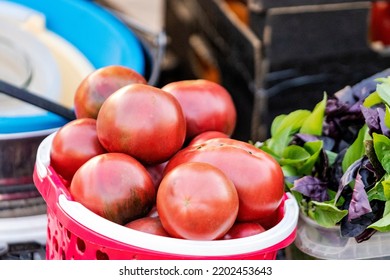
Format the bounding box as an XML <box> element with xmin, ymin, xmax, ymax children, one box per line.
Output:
<box><xmin>102</xmin><ymin>0</ymin><xmax>390</xmax><ymax>142</ymax></box>
<box><xmin>1</xmin><ymin>0</ymin><xmax>390</xmax><ymax>259</ymax></box>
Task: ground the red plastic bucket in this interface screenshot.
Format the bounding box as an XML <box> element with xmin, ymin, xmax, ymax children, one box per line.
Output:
<box><xmin>33</xmin><ymin>133</ymin><xmax>299</xmax><ymax>260</ymax></box>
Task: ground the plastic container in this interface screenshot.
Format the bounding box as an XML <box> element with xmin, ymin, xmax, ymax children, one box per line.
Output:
<box><xmin>1</xmin><ymin>0</ymin><xmax>146</xmax><ymax>133</ymax></box>
<box><xmin>5</xmin><ymin>0</ymin><xmax>145</xmax><ymax>73</ymax></box>
<box><xmin>33</xmin><ymin>133</ymin><xmax>299</xmax><ymax>260</ymax></box>
<box><xmin>0</xmin><ymin>0</ymin><xmax>148</xmax><ymax>248</ymax></box>
<box><xmin>292</xmin><ymin>213</ymin><xmax>390</xmax><ymax>259</ymax></box>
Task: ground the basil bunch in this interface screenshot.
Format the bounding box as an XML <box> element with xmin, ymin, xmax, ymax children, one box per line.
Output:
<box><xmin>258</xmin><ymin>69</ymin><xmax>390</xmax><ymax>242</ymax></box>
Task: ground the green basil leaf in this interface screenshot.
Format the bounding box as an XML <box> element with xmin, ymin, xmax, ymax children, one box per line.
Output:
<box><xmin>292</xmin><ymin>191</ymin><xmax>305</xmax><ymax>209</ymax></box>
<box><xmin>308</xmin><ymin>200</ymin><xmax>348</xmax><ymax>228</ymax></box>
<box><xmin>385</xmin><ymin>105</ymin><xmax>390</xmax><ymax>129</ymax></box>
<box><xmin>342</xmin><ymin>125</ymin><xmax>368</xmax><ymax>173</ymax></box>
<box><xmin>363</xmin><ymin>91</ymin><xmax>382</xmax><ymax>108</ymax></box>
<box><xmin>272</xmin><ymin>110</ymin><xmax>311</xmax><ymax>137</ymax></box>
<box><xmin>280</xmin><ymin>145</ymin><xmax>311</xmax><ymax>165</ymax></box>
<box><xmin>264</xmin><ymin>109</ymin><xmax>311</xmax><ymax>158</ymax></box>
<box><xmin>325</xmin><ymin>150</ymin><xmax>338</xmax><ymax>166</ymax></box>
<box><xmin>375</xmin><ymin>77</ymin><xmax>390</xmax><ymax>84</ymax></box>
<box><xmin>367</xmin><ymin>179</ymin><xmax>387</xmax><ymax>201</ymax></box>
<box><xmin>260</xmin><ymin>144</ymin><xmax>280</xmax><ymax>161</ymax></box>
<box><xmin>282</xmin><ymin>165</ymin><xmax>298</xmax><ymax>190</ymax></box>
<box><xmin>263</xmin><ymin>129</ymin><xmax>292</xmax><ymax>159</ymax></box>
<box><xmin>377</xmin><ymin>82</ymin><xmax>390</xmax><ymax>106</ymax></box>
<box><xmin>300</xmin><ymin>93</ymin><xmax>327</xmax><ymax>136</ymax></box>
<box><xmin>368</xmin><ymin>201</ymin><xmax>390</xmax><ymax>232</ymax></box>
<box><xmin>270</xmin><ymin>114</ymin><xmax>286</xmax><ymax>137</ymax></box>
<box><xmin>382</xmin><ymin>174</ymin><xmax>390</xmax><ymax>200</ymax></box>
<box><xmin>299</xmin><ymin>140</ymin><xmax>323</xmax><ymax>175</ymax></box>
<box><xmin>328</xmin><ymin>189</ymin><xmax>345</xmax><ymax>207</ymax></box>
<box><xmin>373</xmin><ymin>132</ymin><xmax>390</xmax><ymax>174</ymax></box>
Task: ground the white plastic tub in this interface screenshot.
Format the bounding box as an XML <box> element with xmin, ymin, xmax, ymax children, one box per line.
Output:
<box><xmin>293</xmin><ymin>213</ymin><xmax>390</xmax><ymax>259</ymax></box>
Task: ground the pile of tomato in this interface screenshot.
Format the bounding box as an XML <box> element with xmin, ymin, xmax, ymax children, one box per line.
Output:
<box><xmin>49</xmin><ymin>65</ymin><xmax>285</xmax><ymax>241</ymax></box>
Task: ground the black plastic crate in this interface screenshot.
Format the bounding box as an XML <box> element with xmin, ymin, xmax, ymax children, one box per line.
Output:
<box><xmin>257</xmin><ymin>52</ymin><xmax>390</xmax><ymax>139</ymax></box>
<box><xmin>165</xmin><ymin>0</ymin><xmax>262</xmax><ymax>141</ymax></box>
<box><xmin>165</xmin><ymin>0</ymin><xmax>390</xmax><ymax>141</ymax></box>
<box><xmin>249</xmin><ymin>2</ymin><xmax>372</xmax><ymax>63</ymax></box>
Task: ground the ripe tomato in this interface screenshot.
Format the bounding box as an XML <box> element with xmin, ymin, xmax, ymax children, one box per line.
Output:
<box><xmin>50</xmin><ymin>118</ymin><xmax>106</xmax><ymax>181</ymax></box>
<box><xmin>222</xmin><ymin>222</ymin><xmax>265</xmax><ymax>240</ymax></box>
<box><xmin>161</xmin><ymin>79</ymin><xmax>237</xmax><ymax>141</ymax></box>
<box><xmin>73</xmin><ymin>65</ymin><xmax>147</xmax><ymax>119</ymax></box>
<box><xmin>96</xmin><ymin>84</ymin><xmax>186</xmax><ymax>165</ymax></box>
<box><xmin>70</xmin><ymin>153</ymin><xmax>155</xmax><ymax>225</ymax></box>
<box><xmin>164</xmin><ymin>138</ymin><xmax>285</xmax><ymax>222</ymax></box>
<box><xmin>188</xmin><ymin>131</ymin><xmax>229</xmax><ymax>146</ymax></box>
<box><xmin>124</xmin><ymin>216</ymin><xmax>170</xmax><ymax>237</ymax></box>
<box><xmin>157</xmin><ymin>162</ymin><xmax>239</xmax><ymax>240</ymax></box>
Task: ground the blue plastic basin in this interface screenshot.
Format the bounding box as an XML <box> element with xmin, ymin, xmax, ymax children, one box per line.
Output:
<box><xmin>1</xmin><ymin>0</ymin><xmax>145</xmax><ymax>133</ymax></box>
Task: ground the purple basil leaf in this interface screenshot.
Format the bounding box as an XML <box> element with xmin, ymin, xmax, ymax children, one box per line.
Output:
<box><xmin>320</xmin><ymin>136</ymin><xmax>336</xmax><ymax>151</ymax></box>
<box><xmin>377</xmin><ymin>106</ymin><xmax>390</xmax><ymax>137</ymax></box>
<box><xmin>325</xmin><ymin>97</ymin><xmax>349</xmax><ymax>118</ymax></box>
<box><xmin>348</xmin><ymin>172</ymin><xmax>372</xmax><ymax>221</ymax></box>
<box><xmin>348</xmin><ymin>100</ymin><xmax>364</xmax><ymax>115</ymax></box>
<box><xmin>294</xmin><ymin>133</ymin><xmax>319</xmax><ymax>143</ymax></box>
<box><xmin>361</xmin><ymin>105</ymin><xmax>381</xmax><ymax>134</ymax></box>
<box><xmin>341</xmin><ymin>199</ymin><xmax>385</xmax><ymax>239</ymax></box>
<box><xmin>334</xmin><ymin>86</ymin><xmax>355</xmax><ymax>105</ymax></box>
<box><xmin>354</xmin><ymin>199</ymin><xmax>385</xmax><ymax>242</ymax></box>
<box><xmin>355</xmin><ymin>228</ymin><xmax>377</xmax><ymax>243</ymax></box>
<box><xmin>324</xmin><ymin>98</ymin><xmax>365</xmax><ymax>147</ymax></box>
<box><xmin>359</xmin><ymin>159</ymin><xmax>377</xmax><ymax>189</ymax></box>
<box><xmin>351</xmin><ymin>68</ymin><xmax>390</xmax><ymax>100</ymax></box>
<box><xmin>327</xmin><ymin>150</ymin><xmax>346</xmax><ymax>192</ymax></box>
<box><xmin>335</xmin><ymin>158</ymin><xmax>363</xmax><ymax>202</ymax></box>
<box><xmin>292</xmin><ymin>176</ymin><xmax>329</xmax><ymax>202</ymax></box>
<box><xmin>364</xmin><ymin>139</ymin><xmax>386</xmax><ymax>180</ymax></box>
